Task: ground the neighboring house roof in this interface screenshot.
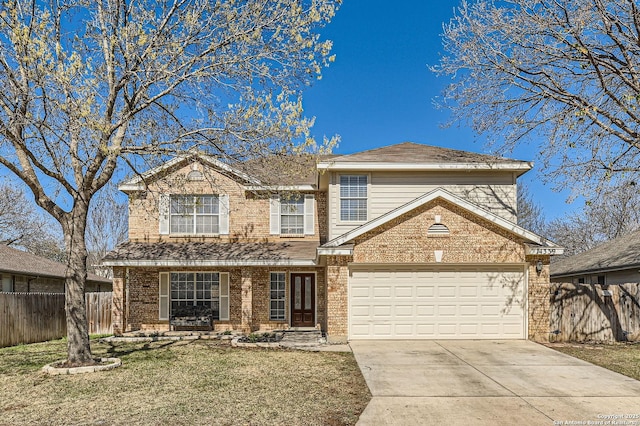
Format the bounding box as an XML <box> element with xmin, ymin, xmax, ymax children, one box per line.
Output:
<box><xmin>318</xmin><ymin>188</ymin><xmax>562</xmax><ymax>255</ymax></box>
<box><xmin>0</xmin><ymin>245</ymin><xmax>112</xmax><ymax>285</ymax></box>
<box><xmin>101</xmin><ymin>241</ymin><xmax>319</xmax><ymax>267</ymax></box>
<box><xmin>551</xmin><ymin>230</ymin><xmax>640</xmax><ymax>278</ymax></box>
<box><xmin>317</xmin><ymin>142</ymin><xmax>533</xmax><ymax>175</ymax></box>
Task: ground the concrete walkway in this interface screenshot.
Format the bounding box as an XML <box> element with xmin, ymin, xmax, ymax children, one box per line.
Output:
<box><xmin>351</xmin><ymin>340</ymin><xmax>640</xmax><ymax>425</ymax></box>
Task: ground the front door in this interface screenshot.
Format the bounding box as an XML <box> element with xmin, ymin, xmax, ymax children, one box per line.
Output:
<box><xmin>290</xmin><ymin>273</ymin><xmax>315</xmax><ymax>327</ymax></box>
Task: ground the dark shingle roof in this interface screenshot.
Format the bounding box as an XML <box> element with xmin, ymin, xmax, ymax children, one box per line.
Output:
<box><xmin>551</xmin><ymin>230</ymin><xmax>640</xmax><ymax>277</ymax></box>
<box><xmin>0</xmin><ymin>244</ymin><xmax>112</xmax><ymax>284</ymax></box>
<box><xmin>102</xmin><ymin>241</ymin><xmax>318</xmax><ymax>263</ymax></box>
<box><xmin>329</xmin><ymin>142</ymin><xmax>530</xmax><ymax>165</ymax></box>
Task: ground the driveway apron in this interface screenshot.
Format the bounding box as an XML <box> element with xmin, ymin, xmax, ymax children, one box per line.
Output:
<box><xmin>351</xmin><ymin>340</ymin><xmax>640</xmax><ymax>425</ymax></box>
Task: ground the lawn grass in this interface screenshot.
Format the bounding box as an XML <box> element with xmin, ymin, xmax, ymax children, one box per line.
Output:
<box><xmin>549</xmin><ymin>343</ymin><xmax>640</xmax><ymax>381</ymax></box>
<box><xmin>0</xmin><ymin>338</ymin><xmax>371</xmax><ymax>425</ymax></box>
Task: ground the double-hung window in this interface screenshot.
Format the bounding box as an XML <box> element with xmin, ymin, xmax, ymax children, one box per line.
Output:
<box><xmin>280</xmin><ymin>197</ymin><xmax>305</xmax><ymax>235</ymax></box>
<box><xmin>170</xmin><ymin>195</ymin><xmax>219</xmax><ymax>234</ymax></box>
<box><xmin>270</xmin><ymin>194</ymin><xmax>314</xmax><ymax>236</ymax></box>
<box><xmin>340</xmin><ymin>175</ymin><xmax>367</xmax><ymax>221</ymax></box>
<box><xmin>269</xmin><ymin>272</ymin><xmax>286</xmax><ymax>321</ymax></box>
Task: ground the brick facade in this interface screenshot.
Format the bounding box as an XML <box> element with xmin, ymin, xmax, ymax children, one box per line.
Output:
<box><xmin>112</xmin><ymin>265</ymin><xmax>325</xmax><ymax>334</ymax></box>
<box><xmin>112</xmin><ymin>155</ymin><xmax>553</xmax><ymax>342</ymax></box>
<box><xmin>127</xmin><ymin>160</ymin><xmax>325</xmax><ymax>243</ymax></box>
<box><xmin>323</xmin><ymin>199</ymin><xmax>551</xmax><ymax>342</ymax></box>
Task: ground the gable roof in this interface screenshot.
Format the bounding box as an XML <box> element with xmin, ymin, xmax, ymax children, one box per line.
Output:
<box><xmin>319</xmin><ymin>188</ymin><xmax>562</xmax><ymax>253</ymax></box>
<box><xmin>0</xmin><ymin>245</ymin><xmax>112</xmax><ymax>284</ymax></box>
<box><xmin>317</xmin><ymin>142</ymin><xmax>532</xmax><ymax>175</ymax></box>
<box><xmin>551</xmin><ymin>230</ymin><xmax>640</xmax><ymax>277</ymax></box>
<box><xmin>118</xmin><ymin>153</ymin><xmax>260</xmax><ymax>192</ymax></box>
<box><xmin>118</xmin><ymin>153</ymin><xmax>323</xmax><ymax>192</ymax></box>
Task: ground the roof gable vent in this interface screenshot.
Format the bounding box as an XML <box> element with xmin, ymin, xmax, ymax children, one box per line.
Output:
<box><xmin>427</xmin><ymin>223</ymin><xmax>450</xmax><ymax>236</ymax></box>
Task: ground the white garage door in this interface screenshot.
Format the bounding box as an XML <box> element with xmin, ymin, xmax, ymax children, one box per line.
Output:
<box><xmin>349</xmin><ymin>265</ymin><xmax>526</xmax><ymax>340</ymax></box>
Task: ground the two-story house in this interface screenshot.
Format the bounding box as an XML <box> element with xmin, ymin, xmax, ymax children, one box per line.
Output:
<box><xmin>102</xmin><ymin>142</ymin><xmax>562</xmax><ymax>342</ymax></box>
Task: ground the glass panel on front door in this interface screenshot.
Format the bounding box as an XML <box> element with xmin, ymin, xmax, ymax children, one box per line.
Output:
<box><xmin>294</xmin><ymin>277</ymin><xmax>302</xmax><ymax>310</ymax></box>
<box><xmin>304</xmin><ymin>277</ymin><xmax>312</xmax><ymax>310</ymax></box>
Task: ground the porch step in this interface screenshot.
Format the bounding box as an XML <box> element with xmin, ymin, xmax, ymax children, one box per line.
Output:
<box><xmin>280</xmin><ymin>330</ymin><xmax>324</xmax><ymax>347</ymax></box>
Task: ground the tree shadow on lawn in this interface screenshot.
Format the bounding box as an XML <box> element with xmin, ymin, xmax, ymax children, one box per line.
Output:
<box><xmin>99</xmin><ymin>339</ymin><xmax>186</xmax><ymax>362</ymax></box>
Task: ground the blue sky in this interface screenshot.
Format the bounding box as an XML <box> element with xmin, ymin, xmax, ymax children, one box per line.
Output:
<box><xmin>302</xmin><ymin>1</ymin><xmax>577</xmax><ymax>221</ymax></box>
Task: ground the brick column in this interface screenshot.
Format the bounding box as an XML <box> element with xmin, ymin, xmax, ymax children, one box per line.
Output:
<box><xmin>326</xmin><ymin>255</ymin><xmax>351</xmax><ymax>343</ymax></box>
<box><xmin>241</xmin><ymin>269</ymin><xmax>252</xmax><ymax>332</ymax></box>
<box><xmin>527</xmin><ymin>255</ymin><xmax>551</xmax><ymax>342</ymax></box>
<box><xmin>111</xmin><ymin>267</ymin><xmax>126</xmax><ymax>336</ymax></box>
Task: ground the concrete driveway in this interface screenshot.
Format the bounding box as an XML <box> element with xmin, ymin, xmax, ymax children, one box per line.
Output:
<box><xmin>351</xmin><ymin>340</ymin><xmax>640</xmax><ymax>425</ymax></box>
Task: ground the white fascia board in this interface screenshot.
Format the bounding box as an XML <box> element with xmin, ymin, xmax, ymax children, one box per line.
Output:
<box><xmin>323</xmin><ymin>188</ymin><xmax>546</xmax><ymax>248</ymax></box>
<box><xmin>316</xmin><ymin>246</ymin><xmax>354</xmax><ymax>256</ymax></box>
<box><xmin>316</xmin><ymin>161</ymin><xmax>533</xmax><ymax>172</ymax></box>
<box><xmin>101</xmin><ymin>259</ymin><xmax>317</xmax><ymax>267</ymax></box>
<box><xmin>245</xmin><ymin>185</ymin><xmax>316</xmax><ymax>191</ymax></box>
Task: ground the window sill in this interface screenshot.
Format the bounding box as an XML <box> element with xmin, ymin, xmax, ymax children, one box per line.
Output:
<box><xmin>336</xmin><ymin>220</ymin><xmax>367</xmax><ymax>226</ymax></box>
<box><xmin>278</xmin><ymin>234</ymin><xmax>308</xmax><ymax>238</ymax></box>
<box><xmin>169</xmin><ymin>233</ymin><xmax>220</xmax><ymax>238</ymax></box>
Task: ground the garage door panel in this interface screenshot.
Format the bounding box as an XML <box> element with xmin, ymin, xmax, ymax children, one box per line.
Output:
<box><xmin>372</xmin><ymin>324</ymin><xmax>392</xmax><ymax>336</ymax></box>
<box><xmin>394</xmin><ymin>286</ymin><xmax>413</xmax><ymax>298</ymax></box>
<box><xmin>438</xmin><ymin>286</ymin><xmax>457</xmax><ymax>297</ymax></box>
<box><xmin>460</xmin><ymin>305</ymin><xmax>479</xmax><ymax>316</ymax></box>
<box><xmin>349</xmin><ymin>265</ymin><xmax>525</xmax><ymax>340</ymax></box>
<box><xmin>373</xmin><ymin>287</ymin><xmax>391</xmax><ymax>298</ymax></box>
<box><xmin>395</xmin><ymin>305</ymin><xmax>414</xmax><ymax>316</ymax></box>
<box><xmin>373</xmin><ymin>305</ymin><xmax>392</xmax><ymax>316</ymax></box>
<box><xmin>416</xmin><ymin>305</ymin><xmax>435</xmax><ymax>317</ymax></box>
<box><xmin>416</xmin><ymin>287</ymin><xmax>434</xmax><ymax>298</ymax></box>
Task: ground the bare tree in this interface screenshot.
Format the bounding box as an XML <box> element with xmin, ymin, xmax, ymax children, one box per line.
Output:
<box><xmin>86</xmin><ymin>183</ymin><xmax>128</xmax><ymax>278</ymax></box>
<box><xmin>0</xmin><ymin>0</ymin><xmax>339</xmax><ymax>365</ymax></box>
<box><xmin>516</xmin><ymin>182</ymin><xmax>546</xmax><ymax>235</ymax></box>
<box><xmin>0</xmin><ymin>180</ymin><xmax>64</xmax><ymax>260</ymax></box>
<box><xmin>434</xmin><ymin>0</ymin><xmax>640</xmax><ymax>195</ymax></box>
<box><xmin>547</xmin><ymin>181</ymin><xmax>640</xmax><ymax>257</ymax></box>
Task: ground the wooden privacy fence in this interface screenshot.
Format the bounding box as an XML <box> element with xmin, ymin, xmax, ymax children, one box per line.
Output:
<box><xmin>550</xmin><ymin>282</ymin><xmax>640</xmax><ymax>342</ymax></box>
<box><xmin>85</xmin><ymin>292</ymin><xmax>113</xmax><ymax>335</ymax></box>
<box><xmin>0</xmin><ymin>292</ymin><xmax>113</xmax><ymax>348</ymax></box>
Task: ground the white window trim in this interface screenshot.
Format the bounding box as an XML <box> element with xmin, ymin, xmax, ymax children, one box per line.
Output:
<box><xmin>161</xmin><ymin>271</ymin><xmax>230</xmax><ymax>321</ymax></box>
<box><xmin>159</xmin><ymin>272</ymin><xmax>169</xmax><ymax>320</ymax></box>
<box><xmin>270</xmin><ymin>194</ymin><xmax>315</xmax><ymax>236</ymax></box>
<box><xmin>160</xmin><ymin>194</ymin><xmax>229</xmax><ymax>236</ymax></box>
<box><xmin>337</xmin><ymin>174</ymin><xmax>370</xmax><ymax>224</ymax></box>
<box><xmin>269</xmin><ymin>271</ymin><xmax>287</xmax><ymax>321</ymax></box>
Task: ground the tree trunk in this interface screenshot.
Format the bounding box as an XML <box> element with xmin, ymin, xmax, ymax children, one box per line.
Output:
<box><xmin>63</xmin><ymin>205</ymin><xmax>93</xmax><ymax>366</ymax></box>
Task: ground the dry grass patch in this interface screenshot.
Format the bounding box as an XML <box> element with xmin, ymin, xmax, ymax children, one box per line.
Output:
<box><xmin>549</xmin><ymin>342</ymin><xmax>640</xmax><ymax>381</ymax></box>
<box><xmin>0</xmin><ymin>338</ymin><xmax>370</xmax><ymax>425</ymax></box>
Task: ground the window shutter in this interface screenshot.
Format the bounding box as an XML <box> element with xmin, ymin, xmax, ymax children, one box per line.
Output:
<box><xmin>219</xmin><ymin>273</ymin><xmax>229</xmax><ymax>321</ymax></box>
<box><xmin>159</xmin><ymin>194</ymin><xmax>170</xmax><ymax>235</ymax></box>
<box><xmin>270</xmin><ymin>195</ymin><xmax>280</xmax><ymax>235</ymax></box>
<box><xmin>159</xmin><ymin>272</ymin><xmax>170</xmax><ymax>320</ymax></box>
<box><xmin>304</xmin><ymin>194</ymin><xmax>315</xmax><ymax>235</ymax></box>
<box><xmin>219</xmin><ymin>194</ymin><xmax>229</xmax><ymax>235</ymax></box>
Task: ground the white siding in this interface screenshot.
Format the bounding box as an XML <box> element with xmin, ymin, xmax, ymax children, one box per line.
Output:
<box><xmin>328</xmin><ymin>171</ymin><xmax>518</xmax><ymax>240</ymax></box>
